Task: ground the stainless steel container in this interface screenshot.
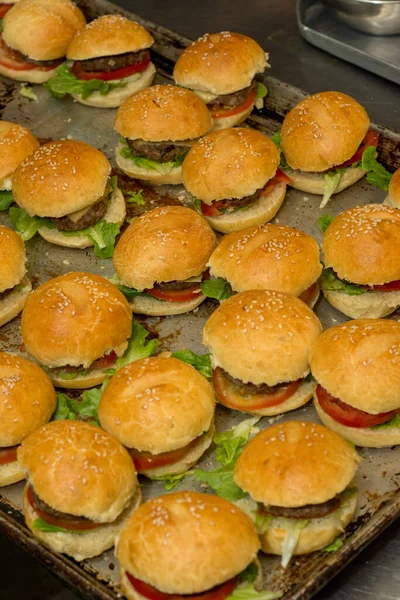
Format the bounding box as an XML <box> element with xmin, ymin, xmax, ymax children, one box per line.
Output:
<box><xmin>321</xmin><ymin>0</ymin><xmax>400</xmax><ymax>35</ymax></box>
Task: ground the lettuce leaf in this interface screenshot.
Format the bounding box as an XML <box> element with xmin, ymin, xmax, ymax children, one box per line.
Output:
<box><xmin>119</xmin><ymin>137</ymin><xmax>188</xmax><ymax>172</ymax></box>
<box><xmin>227</xmin><ymin>585</ymin><xmax>282</xmax><ymax>600</ymax></box>
<box><xmin>110</xmin><ymin>279</ymin><xmax>152</xmax><ymax>301</ymax></box>
<box><xmin>62</xmin><ymin>220</ymin><xmax>120</xmax><ymax>259</ymax></box>
<box><xmin>318</xmin><ymin>214</ymin><xmax>335</xmax><ymax>234</ymax></box>
<box><xmin>319</xmin><ymin>268</ymin><xmax>367</xmax><ymax>296</ymax></box>
<box><xmin>125</xmin><ymin>189</ymin><xmax>145</xmax><ymax>205</ymax></box>
<box><xmin>322</xmin><ymin>537</ymin><xmax>344</xmax><ymax>552</ymax></box>
<box><xmin>320</xmin><ymin>170</ymin><xmax>342</xmax><ymax>208</ymax></box>
<box><xmin>156</xmin><ymin>471</ymin><xmax>194</xmax><ymax>491</ymax></box>
<box><xmin>45</xmin><ymin>64</ymin><xmax>127</xmax><ymax>100</ymax></box>
<box><xmin>281</xmin><ymin>519</ymin><xmax>309</xmax><ymax>568</ymax></box>
<box><xmin>33</xmin><ymin>517</ymin><xmax>77</xmax><ymax>534</ymax></box>
<box><xmin>271</xmin><ymin>130</ymin><xmax>281</xmax><ymax>148</ymax></box>
<box><xmin>255</xmin><ymin>82</ymin><xmax>268</xmax><ymax>98</ymax></box>
<box><xmin>20</xmin><ymin>85</ymin><xmax>38</xmax><ymax>102</ymax></box>
<box><xmin>112</xmin><ymin>320</ymin><xmax>160</xmax><ymax>372</ymax></box>
<box><xmin>372</xmin><ymin>413</ymin><xmax>400</xmax><ymax>430</ymax></box>
<box><xmin>53</xmin><ymin>391</ymin><xmax>101</xmax><ymax>425</ymax></box>
<box><xmin>52</xmin><ymin>393</ymin><xmax>77</xmax><ymax>421</ymax></box>
<box><xmin>171</xmin><ymin>350</ymin><xmax>212</xmax><ymax>379</ymax></box>
<box><xmin>9</xmin><ymin>207</ymin><xmax>54</xmax><ymax>241</ymax></box>
<box><xmin>361</xmin><ymin>146</ymin><xmax>392</xmax><ymax>191</ymax></box>
<box><xmin>0</xmin><ymin>190</ymin><xmax>13</xmax><ymax>211</ymax></box>
<box><xmin>200</xmin><ymin>278</ymin><xmax>233</xmax><ymax>301</ymax></box>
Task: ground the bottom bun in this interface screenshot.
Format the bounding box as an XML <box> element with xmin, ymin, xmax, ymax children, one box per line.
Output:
<box><xmin>383</xmin><ymin>195</ymin><xmax>399</xmax><ymax>209</ymax></box>
<box><xmin>24</xmin><ymin>485</ymin><xmax>142</xmax><ymax>561</ymax></box>
<box><xmin>210</xmin><ymin>102</ymin><xmax>255</xmax><ymax>131</ymax></box>
<box><xmin>314</xmin><ymin>395</ymin><xmax>400</xmax><ymax>447</ymax></box>
<box><xmin>322</xmin><ymin>288</ymin><xmax>400</xmax><ymax>319</ymax></box>
<box><xmin>0</xmin><ymin>63</ymin><xmax>57</xmax><ymax>83</ymax></box>
<box><xmin>306</xmin><ymin>282</ymin><xmax>320</xmax><ymax>310</ymax></box>
<box><xmin>0</xmin><ymin>459</ymin><xmax>25</xmax><ymax>487</ymax></box>
<box><xmin>130</xmin><ymin>293</ymin><xmax>206</xmax><ymax>316</ymax></box>
<box><xmin>0</xmin><ymin>276</ymin><xmax>32</xmax><ymax>327</ymax></box>
<box><xmin>284</xmin><ymin>166</ymin><xmax>366</xmax><ymax>196</ymax></box>
<box><xmin>47</xmin><ymin>366</ymin><xmax>108</xmax><ymax>389</ymax></box>
<box><xmin>116</xmin><ymin>142</ymin><xmax>183</xmax><ymax>185</ymax></box>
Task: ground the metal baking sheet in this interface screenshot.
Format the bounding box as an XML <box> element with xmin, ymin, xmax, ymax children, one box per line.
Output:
<box><xmin>0</xmin><ymin>0</ymin><xmax>399</xmax><ymax>598</ymax></box>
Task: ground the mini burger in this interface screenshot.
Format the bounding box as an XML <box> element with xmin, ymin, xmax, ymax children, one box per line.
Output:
<box><xmin>98</xmin><ymin>357</ymin><xmax>215</xmax><ymax>479</ymax></box>
<box><xmin>116</xmin><ymin>491</ymin><xmax>262</xmax><ymax>600</ymax></box>
<box><xmin>320</xmin><ymin>204</ymin><xmax>400</xmax><ymax>319</ymax></box>
<box><xmin>11</xmin><ymin>140</ymin><xmax>125</xmax><ymax>252</ymax></box>
<box><xmin>18</xmin><ymin>420</ymin><xmax>141</xmax><ymax>561</ymax></box>
<box><xmin>21</xmin><ymin>271</ymin><xmax>132</xmax><ymax>388</ymax></box>
<box><xmin>279</xmin><ymin>91</ymin><xmax>378</xmax><ymax>207</ymax></box>
<box><xmin>0</xmin><ymin>0</ymin><xmax>86</xmax><ymax>83</ymax></box>
<box><xmin>234</xmin><ymin>421</ymin><xmax>360</xmax><ymax>565</ymax></box>
<box><xmin>207</xmin><ymin>224</ymin><xmax>322</xmax><ymax>307</ymax></box>
<box><xmin>0</xmin><ymin>352</ymin><xmax>55</xmax><ymax>487</ymax></box>
<box><xmin>0</xmin><ymin>225</ymin><xmax>31</xmax><ymax>326</ymax></box>
<box><xmin>182</xmin><ymin>127</ymin><xmax>288</xmax><ymax>234</ymax></box>
<box><xmin>112</xmin><ymin>206</ymin><xmax>216</xmax><ymax>316</ymax></box>
<box><xmin>385</xmin><ymin>168</ymin><xmax>400</xmax><ymax>208</ymax></box>
<box><xmin>202</xmin><ymin>290</ymin><xmax>322</xmax><ymax>415</ymax></box>
<box><xmin>310</xmin><ymin>319</ymin><xmax>400</xmax><ymax>448</ymax></box>
<box><xmin>46</xmin><ymin>15</ymin><xmax>155</xmax><ymax>108</ymax></box>
<box><xmin>114</xmin><ymin>85</ymin><xmax>212</xmax><ymax>185</ymax></box>
<box><xmin>173</xmin><ymin>31</ymin><xmax>268</xmax><ymax>130</ymax></box>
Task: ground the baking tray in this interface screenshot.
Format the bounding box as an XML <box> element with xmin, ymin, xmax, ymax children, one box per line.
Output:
<box><xmin>0</xmin><ymin>0</ymin><xmax>399</xmax><ymax>598</ymax></box>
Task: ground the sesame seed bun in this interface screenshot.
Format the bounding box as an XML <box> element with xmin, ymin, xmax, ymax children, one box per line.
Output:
<box><xmin>0</xmin><ymin>275</ymin><xmax>32</xmax><ymax>327</ymax></box>
<box><xmin>115</xmin><ymin>144</ymin><xmax>183</xmax><ymax>185</ymax></box>
<box><xmin>0</xmin><ymin>62</ymin><xmax>59</xmax><ymax>83</ymax></box>
<box><xmin>0</xmin><ymin>459</ymin><xmax>26</xmax><ymax>487</ymax></box>
<box><xmin>208</xmin><ymin>224</ymin><xmax>322</xmax><ymax>296</ymax></box>
<box><xmin>283</xmin><ymin>165</ymin><xmax>366</xmax><ymax>196</ymax></box>
<box><xmin>173</xmin><ymin>32</ymin><xmax>267</xmax><ymax>96</ymax></box>
<box><xmin>387</xmin><ymin>168</ymin><xmax>400</xmax><ymax>209</ymax></box>
<box><xmin>321</xmin><ymin>288</ymin><xmax>400</xmax><ymax>320</ymax></box>
<box><xmin>116</xmin><ymin>492</ymin><xmax>260</xmax><ymax>595</ymax></box>
<box><xmin>202</xmin><ymin>290</ymin><xmax>322</xmax><ymax>386</ymax></box>
<box><xmin>3</xmin><ymin>0</ymin><xmax>86</xmax><ymax>61</ymax></box>
<box><xmin>0</xmin><ymin>122</ymin><xmax>39</xmax><ymax>188</ymax></box>
<box><xmin>281</xmin><ymin>91</ymin><xmax>369</xmax><ymax>172</ymax></box>
<box><xmin>21</xmin><ymin>272</ymin><xmax>132</xmax><ymax>369</ymax></box>
<box><xmin>234</xmin><ymin>421</ymin><xmax>360</xmax><ymax>507</ymax></box>
<box><xmin>13</xmin><ymin>140</ymin><xmax>111</xmax><ymax>218</ymax></box>
<box><xmin>0</xmin><ymin>225</ymin><xmax>27</xmax><ymax>293</ymax></box>
<box><xmin>128</xmin><ymin>293</ymin><xmax>207</xmax><ymax>317</ymax></box>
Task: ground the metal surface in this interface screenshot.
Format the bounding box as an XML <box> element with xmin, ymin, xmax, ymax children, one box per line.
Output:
<box><xmin>0</xmin><ymin>0</ymin><xmax>399</xmax><ymax>599</ymax></box>
<box><xmin>321</xmin><ymin>0</ymin><xmax>400</xmax><ymax>35</ymax></box>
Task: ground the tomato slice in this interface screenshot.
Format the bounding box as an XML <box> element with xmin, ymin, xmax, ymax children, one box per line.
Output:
<box><xmin>298</xmin><ymin>282</ymin><xmax>318</xmax><ymax>306</ymax></box>
<box><xmin>0</xmin><ymin>445</ymin><xmax>18</xmax><ymax>465</ymax></box>
<box><xmin>331</xmin><ymin>129</ymin><xmax>379</xmax><ymax>170</ymax></box>
<box><xmin>71</xmin><ymin>52</ymin><xmax>150</xmax><ymax>82</ymax></box>
<box><xmin>145</xmin><ymin>285</ymin><xmax>202</xmax><ymax>303</ymax></box>
<box><xmin>126</xmin><ymin>572</ymin><xmax>237</xmax><ymax>600</ymax></box>
<box><xmin>316</xmin><ymin>385</ymin><xmax>398</xmax><ymax>428</ymax></box>
<box><xmin>90</xmin><ymin>351</ymin><xmax>117</xmax><ymax>370</ymax></box>
<box><xmin>0</xmin><ymin>3</ymin><xmax>12</xmax><ymax>18</ymax></box>
<box><xmin>367</xmin><ymin>280</ymin><xmax>400</xmax><ymax>292</ymax></box>
<box><xmin>0</xmin><ymin>35</ymin><xmax>63</xmax><ymax>71</ymax></box>
<box><xmin>213</xmin><ymin>367</ymin><xmax>301</xmax><ymax>410</ymax></box>
<box><xmin>129</xmin><ymin>436</ymin><xmax>202</xmax><ymax>472</ymax></box>
<box><xmin>261</xmin><ymin>169</ymin><xmax>290</xmax><ymax>197</ymax></box>
<box><xmin>210</xmin><ymin>87</ymin><xmax>257</xmax><ymax>119</ymax></box>
<box><xmin>201</xmin><ymin>202</ymin><xmax>221</xmax><ymax>217</ymax></box>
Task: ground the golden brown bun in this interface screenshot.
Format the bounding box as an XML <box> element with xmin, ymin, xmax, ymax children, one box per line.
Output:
<box><xmin>202</xmin><ymin>290</ymin><xmax>322</xmax><ymax>386</ymax></box>
<box><xmin>115</xmin><ymin>85</ymin><xmax>212</xmax><ymax>142</ymax></box>
<box><xmin>173</xmin><ymin>32</ymin><xmax>267</xmax><ymax>95</ymax></box>
<box><xmin>321</xmin><ymin>288</ymin><xmax>400</xmax><ymax>319</ymax></box>
<box><xmin>18</xmin><ymin>420</ymin><xmax>138</xmax><ymax>522</ymax></box>
<box><xmin>113</xmin><ymin>206</ymin><xmax>216</xmax><ymax>291</ymax></box>
<box><xmin>182</xmin><ymin>127</ymin><xmax>280</xmax><ymax>203</ymax></box>
<box><xmin>21</xmin><ymin>272</ymin><xmax>132</xmax><ymax>369</ymax></box>
<box><xmin>388</xmin><ymin>168</ymin><xmax>400</xmax><ymax>209</ymax></box>
<box><xmin>284</xmin><ymin>166</ymin><xmax>366</xmax><ymax>196</ymax></box>
<box><xmin>0</xmin><ymin>459</ymin><xmax>25</xmax><ymax>487</ymax></box>
<box><xmin>234</xmin><ymin>421</ymin><xmax>360</xmax><ymax>507</ymax></box>
<box><xmin>281</xmin><ymin>91</ymin><xmax>369</xmax><ymax>172</ymax></box>
<box><xmin>323</xmin><ymin>204</ymin><xmax>400</xmax><ymax>285</ymax></box>
<box><xmin>116</xmin><ymin>144</ymin><xmax>183</xmax><ymax>185</ymax></box>
<box><xmin>208</xmin><ymin>224</ymin><xmax>322</xmax><ymax>295</ymax></box>
<box><xmin>0</xmin><ymin>275</ymin><xmax>31</xmax><ymax>327</ymax></box>
<box><xmin>0</xmin><ymin>62</ymin><xmax>58</xmax><ymax>83</ymax></box>
<box><xmin>47</xmin><ymin>365</ymin><xmax>113</xmax><ymax>390</ymax></box>
<box><xmin>13</xmin><ymin>140</ymin><xmax>111</xmax><ymax>218</ymax></box>
<box><xmin>116</xmin><ymin>491</ymin><xmax>260</xmax><ymax>594</ymax></box>
<box><xmin>24</xmin><ymin>485</ymin><xmax>142</xmax><ymax>561</ymax></box>
<box><xmin>210</xmin><ymin>102</ymin><xmax>255</xmax><ymax>131</ymax></box>
<box><xmin>99</xmin><ymin>357</ymin><xmax>215</xmax><ymax>453</ymax></box>
<box><xmin>67</xmin><ymin>15</ymin><xmax>153</xmax><ymax>60</ymax></box>
<box><xmin>129</xmin><ymin>293</ymin><xmax>206</xmax><ymax>317</ymax></box>
<box><xmin>0</xmin><ymin>225</ymin><xmax>26</xmax><ymax>292</ymax></box>
<box><xmin>3</xmin><ymin>0</ymin><xmax>86</xmax><ymax>61</ymax></box>
<box><xmin>0</xmin><ymin>122</ymin><xmax>39</xmax><ymax>186</ymax></box>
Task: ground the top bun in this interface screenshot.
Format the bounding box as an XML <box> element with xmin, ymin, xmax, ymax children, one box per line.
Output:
<box><xmin>310</xmin><ymin>319</ymin><xmax>400</xmax><ymax>414</ymax></box>
<box><xmin>116</xmin><ymin>491</ymin><xmax>260</xmax><ymax>594</ymax></box>
<box><xmin>202</xmin><ymin>290</ymin><xmax>322</xmax><ymax>386</ymax></box>
<box><xmin>0</xmin><ymin>353</ymin><xmax>56</xmax><ymax>447</ymax></box>
<box><xmin>234</xmin><ymin>421</ymin><xmax>360</xmax><ymax>507</ymax></box>
<box><xmin>0</xmin><ymin>121</ymin><xmax>39</xmax><ymax>187</ymax></box>
<box><xmin>21</xmin><ymin>272</ymin><xmax>132</xmax><ymax>369</ymax></box>
<box><xmin>388</xmin><ymin>168</ymin><xmax>400</xmax><ymax>208</ymax></box>
<box><xmin>0</xmin><ymin>225</ymin><xmax>26</xmax><ymax>293</ymax></box>
<box><xmin>281</xmin><ymin>91</ymin><xmax>369</xmax><ymax>172</ymax></box>
<box><xmin>113</xmin><ymin>206</ymin><xmax>216</xmax><ymax>291</ymax></box>
<box><xmin>18</xmin><ymin>420</ymin><xmax>138</xmax><ymax>522</ymax></box>
<box><xmin>323</xmin><ymin>204</ymin><xmax>400</xmax><ymax>285</ymax></box>
<box><xmin>182</xmin><ymin>128</ymin><xmax>280</xmax><ymax>204</ymax></box>
<box><xmin>173</xmin><ymin>31</ymin><xmax>267</xmax><ymax>95</ymax></box>
<box><xmin>98</xmin><ymin>357</ymin><xmax>215</xmax><ymax>452</ymax></box>
<box><xmin>3</xmin><ymin>0</ymin><xmax>86</xmax><ymax>61</ymax></box>
<box><xmin>114</xmin><ymin>85</ymin><xmax>212</xmax><ymax>142</ymax></box>
<box><xmin>12</xmin><ymin>140</ymin><xmax>111</xmax><ymax>218</ymax></box>
<box><xmin>208</xmin><ymin>224</ymin><xmax>322</xmax><ymax>295</ymax></box>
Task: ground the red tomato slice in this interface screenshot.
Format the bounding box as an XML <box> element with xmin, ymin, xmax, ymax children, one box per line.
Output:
<box><xmin>0</xmin><ymin>4</ymin><xmax>12</xmax><ymax>17</ymax></box>
<box><xmin>90</xmin><ymin>351</ymin><xmax>117</xmax><ymax>370</ymax></box>
<box><xmin>200</xmin><ymin>202</ymin><xmax>221</xmax><ymax>217</ymax></box>
<box><xmin>367</xmin><ymin>280</ymin><xmax>400</xmax><ymax>292</ymax></box>
<box><xmin>71</xmin><ymin>52</ymin><xmax>150</xmax><ymax>82</ymax></box>
<box><xmin>145</xmin><ymin>286</ymin><xmax>202</xmax><ymax>303</ymax></box>
<box><xmin>129</xmin><ymin>436</ymin><xmax>201</xmax><ymax>472</ymax></box>
<box><xmin>211</xmin><ymin>87</ymin><xmax>257</xmax><ymax>119</ymax></box>
<box><xmin>298</xmin><ymin>282</ymin><xmax>318</xmax><ymax>306</ymax></box>
<box><xmin>0</xmin><ymin>445</ymin><xmax>18</xmax><ymax>465</ymax></box>
<box><xmin>213</xmin><ymin>367</ymin><xmax>301</xmax><ymax>410</ymax></box>
<box><xmin>316</xmin><ymin>385</ymin><xmax>398</xmax><ymax>428</ymax></box>
<box><xmin>126</xmin><ymin>572</ymin><xmax>237</xmax><ymax>600</ymax></box>
<box><xmin>0</xmin><ymin>35</ymin><xmax>63</xmax><ymax>71</ymax></box>
<box><xmin>331</xmin><ymin>129</ymin><xmax>379</xmax><ymax>170</ymax></box>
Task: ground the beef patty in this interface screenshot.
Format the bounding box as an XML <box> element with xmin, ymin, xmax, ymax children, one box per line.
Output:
<box><xmin>222</xmin><ymin>369</ymin><xmax>295</xmax><ymax>396</ymax></box>
<box><xmin>207</xmin><ymin>83</ymin><xmax>254</xmax><ymax>110</ymax></box>
<box><xmin>125</xmin><ymin>138</ymin><xmax>191</xmax><ymax>163</ymax></box>
<box><xmin>29</xmin><ymin>486</ymin><xmax>93</xmax><ymax>523</ymax></box>
<box><xmin>77</xmin><ymin>49</ymin><xmax>149</xmax><ymax>73</ymax></box>
<box><xmin>152</xmin><ymin>279</ymin><xmax>202</xmax><ymax>291</ymax></box>
<box><xmin>261</xmin><ymin>494</ymin><xmax>342</xmax><ymax>520</ymax></box>
<box><xmin>212</xmin><ymin>187</ymin><xmax>263</xmax><ymax>212</ymax></box>
<box><xmin>52</xmin><ymin>197</ymin><xmax>108</xmax><ymax>232</ymax></box>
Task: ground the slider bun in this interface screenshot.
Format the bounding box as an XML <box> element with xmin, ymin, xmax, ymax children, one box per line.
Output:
<box><xmin>0</xmin><ymin>460</ymin><xmax>25</xmax><ymax>487</ymax></box>
<box><xmin>234</xmin><ymin>421</ymin><xmax>360</xmax><ymax>507</ymax></box>
<box><xmin>115</xmin><ymin>85</ymin><xmax>212</xmax><ymax>142</ymax></box>
<box><xmin>116</xmin><ymin>492</ymin><xmax>260</xmax><ymax>594</ymax></box>
<box><xmin>129</xmin><ymin>293</ymin><xmax>206</xmax><ymax>317</ymax></box>
<box><xmin>202</xmin><ymin>290</ymin><xmax>322</xmax><ymax>386</ymax></box>
<box><xmin>323</xmin><ymin>204</ymin><xmax>400</xmax><ymax>285</ymax></box>
<box><xmin>0</xmin><ymin>275</ymin><xmax>31</xmax><ymax>327</ymax></box>
<box><xmin>47</xmin><ymin>365</ymin><xmax>114</xmax><ymax>390</ymax></box>
<box><xmin>310</xmin><ymin>319</ymin><xmax>400</xmax><ymax>414</ymax></box>
<box><xmin>321</xmin><ymin>288</ymin><xmax>400</xmax><ymax>319</ymax></box>
<box><xmin>182</xmin><ymin>127</ymin><xmax>280</xmax><ymax>203</ymax></box>
<box><xmin>3</xmin><ymin>0</ymin><xmax>86</xmax><ymax>61</ymax></box>
<box><xmin>210</xmin><ymin>102</ymin><xmax>255</xmax><ymax>131</ymax></box>
<box><xmin>67</xmin><ymin>14</ymin><xmax>153</xmax><ymax>60</ymax></box>
<box><xmin>281</xmin><ymin>91</ymin><xmax>369</xmax><ymax>172</ymax></box>
<box><xmin>18</xmin><ymin>420</ymin><xmax>139</xmax><ymax>522</ymax></box>
<box><xmin>208</xmin><ymin>223</ymin><xmax>322</xmax><ymax>295</ymax></box>
<box><xmin>0</xmin><ymin>225</ymin><xmax>27</xmax><ymax>292</ymax></box>
<box><xmin>13</xmin><ymin>140</ymin><xmax>111</xmax><ymax>218</ymax></box>
<box><xmin>284</xmin><ymin>166</ymin><xmax>366</xmax><ymax>195</ymax></box>
<box><xmin>0</xmin><ymin>121</ymin><xmax>39</xmax><ymax>186</ymax></box>
<box><xmin>388</xmin><ymin>168</ymin><xmax>400</xmax><ymax>209</ymax></box>
<box><xmin>0</xmin><ymin>62</ymin><xmax>58</xmax><ymax>83</ymax></box>
<box><xmin>21</xmin><ymin>272</ymin><xmax>132</xmax><ymax>369</ymax></box>
<box><xmin>173</xmin><ymin>32</ymin><xmax>267</xmax><ymax>95</ymax></box>
<box><xmin>113</xmin><ymin>206</ymin><xmax>216</xmax><ymax>291</ymax></box>
<box><xmin>116</xmin><ymin>145</ymin><xmax>183</xmax><ymax>185</ymax></box>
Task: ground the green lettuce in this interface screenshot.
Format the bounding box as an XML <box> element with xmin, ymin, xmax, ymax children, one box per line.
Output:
<box><xmin>109</xmin><ymin>277</ymin><xmax>153</xmax><ymax>301</ymax></box>
<box><xmin>156</xmin><ymin>471</ymin><xmax>194</xmax><ymax>491</ymax></box>
<box><xmin>271</xmin><ymin>130</ymin><xmax>281</xmax><ymax>148</ymax></box>
<box><xmin>33</xmin><ymin>517</ymin><xmax>78</xmax><ymax>534</ymax></box>
<box><xmin>361</xmin><ymin>146</ymin><xmax>392</xmax><ymax>191</ymax></box>
<box><xmin>281</xmin><ymin>519</ymin><xmax>309</xmax><ymax>568</ymax></box>
<box><xmin>125</xmin><ymin>189</ymin><xmax>145</xmax><ymax>205</ymax></box>
<box><xmin>119</xmin><ymin>137</ymin><xmax>188</xmax><ymax>172</ymax></box>
<box><xmin>108</xmin><ymin>320</ymin><xmax>160</xmax><ymax>374</ymax></box>
<box><xmin>318</xmin><ymin>214</ymin><xmax>335</xmax><ymax>234</ymax></box>
<box><xmin>52</xmin><ymin>393</ymin><xmax>77</xmax><ymax>421</ymax></box>
<box><xmin>200</xmin><ymin>278</ymin><xmax>233</xmax><ymax>301</ymax></box>
<box><xmin>319</xmin><ymin>268</ymin><xmax>367</xmax><ymax>296</ymax></box>
<box><xmin>255</xmin><ymin>82</ymin><xmax>268</xmax><ymax>98</ymax></box>
<box><xmin>53</xmin><ymin>391</ymin><xmax>101</xmax><ymax>425</ymax></box>
<box><xmin>171</xmin><ymin>350</ymin><xmax>212</xmax><ymax>379</ymax></box>
<box><xmin>227</xmin><ymin>564</ymin><xmax>281</xmax><ymax>600</ymax></box>
<box><xmin>44</xmin><ymin>64</ymin><xmax>128</xmax><ymax>100</ymax></box>
<box><xmin>62</xmin><ymin>220</ymin><xmax>120</xmax><ymax>259</ymax></box>
<box><xmin>20</xmin><ymin>85</ymin><xmax>38</xmax><ymax>102</ymax></box>
<box><xmin>372</xmin><ymin>413</ymin><xmax>400</xmax><ymax>430</ymax></box>
<box><xmin>56</xmin><ymin>369</ymin><xmax>87</xmax><ymax>381</ymax></box>
<box><xmin>9</xmin><ymin>207</ymin><xmax>54</xmax><ymax>241</ymax></box>
<box><xmin>321</xmin><ymin>170</ymin><xmax>343</xmax><ymax>208</ymax></box>
<box><xmin>0</xmin><ymin>190</ymin><xmax>13</xmax><ymax>211</ymax></box>
<box><xmin>322</xmin><ymin>537</ymin><xmax>344</xmax><ymax>552</ymax></box>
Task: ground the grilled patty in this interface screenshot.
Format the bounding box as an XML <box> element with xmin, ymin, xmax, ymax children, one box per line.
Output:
<box><xmin>78</xmin><ymin>49</ymin><xmax>149</xmax><ymax>73</ymax></box>
<box><xmin>126</xmin><ymin>138</ymin><xmax>190</xmax><ymax>163</ymax></box>
<box><xmin>261</xmin><ymin>494</ymin><xmax>342</xmax><ymax>520</ymax></box>
<box><xmin>207</xmin><ymin>83</ymin><xmax>254</xmax><ymax>110</ymax></box>
<box><xmin>152</xmin><ymin>279</ymin><xmax>202</xmax><ymax>291</ymax></box>
<box><xmin>223</xmin><ymin>369</ymin><xmax>294</xmax><ymax>396</ymax></box>
<box><xmin>30</xmin><ymin>486</ymin><xmax>92</xmax><ymax>523</ymax></box>
<box><xmin>52</xmin><ymin>197</ymin><xmax>108</xmax><ymax>232</ymax></box>
<box><xmin>213</xmin><ymin>187</ymin><xmax>262</xmax><ymax>212</ymax></box>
